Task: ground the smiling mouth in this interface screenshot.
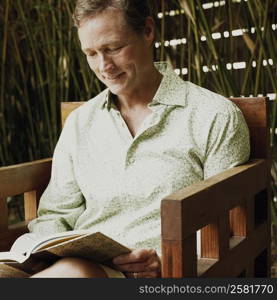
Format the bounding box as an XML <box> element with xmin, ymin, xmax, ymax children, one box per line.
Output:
<box><xmin>105</xmin><ymin>73</ymin><xmax>124</xmax><ymax>81</ymax></box>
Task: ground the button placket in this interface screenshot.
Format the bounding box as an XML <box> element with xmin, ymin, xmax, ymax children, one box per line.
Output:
<box><xmin>134</xmin><ymin>107</ymin><xmax>163</xmax><ymax>140</ymax></box>
<box><xmin>124</xmin><ymin>140</ymin><xmax>139</xmax><ymax>168</ymax></box>
<box><xmin>113</xmin><ymin>109</ymin><xmax>133</xmax><ymax>142</ymax></box>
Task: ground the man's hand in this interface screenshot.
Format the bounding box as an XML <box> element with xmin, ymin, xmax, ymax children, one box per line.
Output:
<box><xmin>112</xmin><ymin>248</ymin><xmax>161</xmax><ymax>278</ymax></box>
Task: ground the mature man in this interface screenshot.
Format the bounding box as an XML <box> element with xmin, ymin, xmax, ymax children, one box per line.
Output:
<box><xmin>7</xmin><ymin>0</ymin><xmax>250</xmax><ymax>278</ymax></box>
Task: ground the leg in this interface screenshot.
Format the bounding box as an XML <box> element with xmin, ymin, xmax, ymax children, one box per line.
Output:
<box><xmin>30</xmin><ymin>257</ymin><xmax>108</xmax><ymax>278</ymax></box>
<box><xmin>0</xmin><ymin>264</ymin><xmax>29</xmax><ymax>278</ymax></box>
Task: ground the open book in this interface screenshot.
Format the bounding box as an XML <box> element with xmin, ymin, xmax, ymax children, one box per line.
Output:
<box><xmin>0</xmin><ymin>230</ymin><xmax>130</xmax><ymax>274</ymax></box>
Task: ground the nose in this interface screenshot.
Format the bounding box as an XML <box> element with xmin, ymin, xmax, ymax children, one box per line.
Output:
<box><xmin>98</xmin><ymin>53</ymin><xmax>115</xmax><ymax>75</ymax></box>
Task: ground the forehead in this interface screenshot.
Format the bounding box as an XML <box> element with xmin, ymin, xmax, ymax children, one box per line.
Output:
<box><xmin>78</xmin><ymin>8</ymin><xmax>133</xmax><ymax>49</ymax></box>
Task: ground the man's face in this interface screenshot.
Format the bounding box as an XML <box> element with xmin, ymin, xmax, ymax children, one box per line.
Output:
<box><xmin>78</xmin><ymin>8</ymin><xmax>154</xmax><ymax>98</ymax></box>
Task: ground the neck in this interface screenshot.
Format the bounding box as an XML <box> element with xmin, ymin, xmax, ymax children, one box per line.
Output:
<box><xmin>115</xmin><ymin>66</ymin><xmax>163</xmax><ymax>112</ymax></box>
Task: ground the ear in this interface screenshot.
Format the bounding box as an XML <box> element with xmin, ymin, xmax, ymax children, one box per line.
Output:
<box><xmin>143</xmin><ymin>16</ymin><xmax>155</xmax><ymax>46</ymax></box>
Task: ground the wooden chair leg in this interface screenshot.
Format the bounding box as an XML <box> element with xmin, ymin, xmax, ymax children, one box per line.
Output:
<box><xmin>0</xmin><ymin>198</ymin><xmax>8</xmax><ymax>232</ymax></box>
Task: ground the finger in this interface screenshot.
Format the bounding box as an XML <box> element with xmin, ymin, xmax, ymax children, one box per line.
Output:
<box><xmin>144</xmin><ymin>250</ymin><xmax>159</xmax><ymax>262</ymax></box>
<box><xmin>138</xmin><ymin>251</ymin><xmax>160</xmax><ymax>272</ymax></box>
<box><xmin>112</xmin><ymin>261</ymin><xmax>148</xmax><ymax>272</ymax></box>
<box><xmin>113</xmin><ymin>258</ymin><xmax>161</xmax><ymax>273</ymax></box>
<box><xmin>113</xmin><ymin>249</ymin><xmax>153</xmax><ymax>265</ymax></box>
<box><xmin>113</xmin><ymin>250</ymin><xmax>161</xmax><ymax>272</ymax></box>
<box><xmin>145</xmin><ymin>259</ymin><xmax>161</xmax><ymax>272</ymax></box>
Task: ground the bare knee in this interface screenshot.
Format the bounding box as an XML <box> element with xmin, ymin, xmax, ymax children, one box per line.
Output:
<box><xmin>31</xmin><ymin>257</ymin><xmax>107</xmax><ymax>278</ymax></box>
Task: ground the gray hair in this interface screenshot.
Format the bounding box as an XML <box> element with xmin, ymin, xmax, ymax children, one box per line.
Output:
<box><xmin>73</xmin><ymin>0</ymin><xmax>151</xmax><ymax>33</ymax></box>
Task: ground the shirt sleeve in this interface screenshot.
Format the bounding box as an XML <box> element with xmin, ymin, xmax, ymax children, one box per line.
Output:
<box><xmin>27</xmin><ymin>112</ymin><xmax>86</xmax><ymax>238</ymax></box>
<box><xmin>203</xmin><ymin>105</ymin><xmax>250</xmax><ymax>179</ymax></box>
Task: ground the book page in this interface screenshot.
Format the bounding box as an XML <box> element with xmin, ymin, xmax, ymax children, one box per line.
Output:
<box><xmin>27</xmin><ymin>230</ymin><xmax>89</xmax><ymax>255</ymax></box>
<box><xmin>0</xmin><ymin>251</ymin><xmax>27</xmax><ymax>263</ymax></box>
<box><xmin>34</xmin><ymin>232</ymin><xmax>131</xmax><ymax>263</ymax></box>
<box><xmin>8</xmin><ymin>230</ymin><xmax>89</xmax><ymax>258</ymax></box>
<box><xmin>10</xmin><ymin>233</ymin><xmax>40</xmax><ymax>255</ymax></box>
<box><xmin>33</xmin><ymin>234</ymin><xmax>84</xmax><ymax>252</ymax></box>
<box><xmin>1</xmin><ymin>230</ymin><xmax>130</xmax><ymax>265</ymax></box>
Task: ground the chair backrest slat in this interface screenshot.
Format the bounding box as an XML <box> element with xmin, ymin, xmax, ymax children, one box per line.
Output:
<box><xmin>229</xmin><ymin>97</ymin><xmax>269</xmax><ymax>159</ymax></box>
<box><xmin>61</xmin><ymin>102</ymin><xmax>85</xmax><ymax>128</ymax></box>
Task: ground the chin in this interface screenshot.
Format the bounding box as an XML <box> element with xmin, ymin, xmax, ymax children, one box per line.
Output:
<box><xmin>108</xmin><ymin>84</ymin><xmax>129</xmax><ymax>96</ymax></box>
<box><xmin>105</xmin><ymin>75</ymin><xmax>132</xmax><ymax>96</ymax></box>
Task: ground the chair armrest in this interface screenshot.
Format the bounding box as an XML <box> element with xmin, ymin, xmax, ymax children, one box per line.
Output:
<box><xmin>161</xmin><ymin>159</ymin><xmax>268</xmax><ymax>237</ymax></box>
<box><xmin>0</xmin><ymin>158</ymin><xmax>52</xmax><ymax>251</ymax></box>
<box><xmin>0</xmin><ymin>158</ymin><xmax>52</xmax><ymax>199</ymax></box>
<box><xmin>160</xmin><ymin>159</ymin><xmax>270</xmax><ymax>277</ymax></box>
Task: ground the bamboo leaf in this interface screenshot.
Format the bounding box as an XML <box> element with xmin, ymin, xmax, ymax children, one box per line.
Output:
<box><xmin>242</xmin><ymin>33</ymin><xmax>256</xmax><ymax>54</ymax></box>
<box><xmin>179</xmin><ymin>0</ymin><xmax>196</xmax><ymax>25</ymax></box>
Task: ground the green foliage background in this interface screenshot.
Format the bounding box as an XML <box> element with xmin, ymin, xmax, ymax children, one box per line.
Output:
<box><xmin>0</xmin><ymin>1</ymin><xmax>276</xmax><ymax>224</ymax></box>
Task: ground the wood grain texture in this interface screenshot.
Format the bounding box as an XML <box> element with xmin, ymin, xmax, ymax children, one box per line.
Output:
<box><xmin>0</xmin><ymin>158</ymin><xmax>52</xmax><ymax>199</ymax></box>
<box><xmin>162</xmin><ymin>235</ymin><xmax>197</xmax><ymax>277</ymax></box>
<box><xmin>229</xmin><ymin>205</ymin><xmax>247</xmax><ymax>237</ymax></box>
<box><xmin>229</xmin><ymin>97</ymin><xmax>269</xmax><ymax>159</ymax></box>
<box><xmin>201</xmin><ymin>215</ymin><xmax>229</xmax><ymax>259</ymax></box>
<box><xmin>229</xmin><ymin>196</ymin><xmax>255</xmax><ymax>237</ymax></box>
<box><xmin>199</xmin><ymin>223</ymin><xmax>268</xmax><ymax>277</ymax></box>
<box><xmin>24</xmin><ymin>190</ymin><xmax>43</xmax><ymax>221</ymax></box>
<box><xmin>0</xmin><ymin>198</ymin><xmax>8</xmax><ymax>232</ymax></box>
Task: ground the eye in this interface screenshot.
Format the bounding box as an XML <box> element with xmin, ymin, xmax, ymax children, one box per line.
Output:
<box><xmin>87</xmin><ymin>52</ymin><xmax>96</xmax><ymax>57</ymax></box>
<box><xmin>106</xmin><ymin>46</ymin><xmax>124</xmax><ymax>54</ymax></box>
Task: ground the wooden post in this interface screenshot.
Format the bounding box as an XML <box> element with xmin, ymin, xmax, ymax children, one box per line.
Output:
<box><xmin>162</xmin><ymin>234</ymin><xmax>197</xmax><ymax>277</ymax></box>
<box><xmin>229</xmin><ymin>205</ymin><xmax>246</xmax><ymax>237</ymax></box>
<box><xmin>161</xmin><ymin>199</ymin><xmax>197</xmax><ymax>277</ymax></box>
<box><xmin>0</xmin><ymin>198</ymin><xmax>8</xmax><ymax>232</ymax></box>
<box><xmin>201</xmin><ymin>214</ymin><xmax>229</xmax><ymax>259</ymax></box>
<box><xmin>24</xmin><ymin>189</ymin><xmax>42</xmax><ymax>221</ymax></box>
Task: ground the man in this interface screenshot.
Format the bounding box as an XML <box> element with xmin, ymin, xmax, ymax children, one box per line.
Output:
<box><xmin>13</xmin><ymin>0</ymin><xmax>250</xmax><ymax>278</ymax></box>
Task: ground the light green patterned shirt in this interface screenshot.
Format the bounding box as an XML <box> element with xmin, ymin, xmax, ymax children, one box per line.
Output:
<box><xmin>28</xmin><ymin>62</ymin><xmax>250</xmax><ymax>256</ymax></box>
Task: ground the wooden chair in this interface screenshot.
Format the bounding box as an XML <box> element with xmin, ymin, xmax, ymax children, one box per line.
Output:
<box><xmin>0</xmin><ymin>97</ymin><xmax>271</xmax><ymax>277</ymax></box>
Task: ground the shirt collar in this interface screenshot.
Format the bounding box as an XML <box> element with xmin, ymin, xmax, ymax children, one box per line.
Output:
<box><xmin>101</xmin><ymin>61</ymin><xmax>187</xmax><ymax>110</ymax></box>
<box><xmin>149</xmin><ymin>62</ymin><xmax>187</xmax><ymax>107</ymax></box>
